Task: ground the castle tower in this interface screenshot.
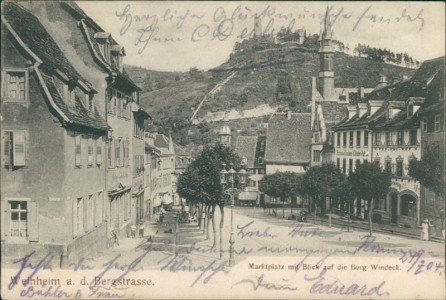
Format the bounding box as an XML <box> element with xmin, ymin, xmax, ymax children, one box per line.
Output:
<box><xmin>254</xmin><ymin>16</ymin><xmax>262</xmax><ymax>37</ymax></box>
<box><xmin>318</xmin><ymin>6</ymin><xmax>335</xmax><ymax>100</ymax></box>
<box><xmin>219</xmin><ymin>118</ymin><xmax>232</xmax><ymax>147</ymax></box>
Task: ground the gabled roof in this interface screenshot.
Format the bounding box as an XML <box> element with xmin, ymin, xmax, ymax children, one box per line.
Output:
<box><xmin>265</xmin><ymin>113</ymin><xmax>311</xmax><ymax>164</ymax></box>
<box><xmin>2</xmin><ymin>2</ymin><xmax>94</xmax><ymax>90</ymax></box>
<box><xmin>319</xmin><ymin>101</ymin><xmax>348</xmax><ymax>130</ymax></box>
<box><xmin>366</xmin><ymin>57</ymin><xmax>445</xmax><ymax>103</ymax></box>
<box><xmin>154</xmin><ymin>134</ymin><xmax>169</xmax><ymax>149</ymax></box>
<box><xmin>235</xmin><ymin>136</ymin><xmax>258</xmax><ymax>168</ymax></box>
<box><xmin>2</xmin><ymin>2</ymin><xmax>108</xmax><ymax>132</ymax></box>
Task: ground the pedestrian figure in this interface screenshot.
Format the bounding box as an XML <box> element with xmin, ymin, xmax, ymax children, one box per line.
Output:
<box><xmin>139</xmin><ymin>221</ymin><xmax>144</xmax><ymax>237</ymax></box>
<box><xmin>111</xmin><ymin>229</ymin><xmax>119</xmax><ymax>248</ymax></box>
<box><xmin>130</xmin><ymin>223</ymin><xmax>136</xmax><ymax>238</ymax></box>
<box><xmin>421</xmin><ymin>219</ymin><xmax>429</xmax><ymax>241</ymax></box>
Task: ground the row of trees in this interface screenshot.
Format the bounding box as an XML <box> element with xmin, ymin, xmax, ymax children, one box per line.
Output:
<box><xmin>177</xmin><ymin>144</ymin><xmax>242</xmax><ymax>256</ymax></box>
<box><xmin>353</xmin><ymin>44</ymin><xmax>420</xmax><ymax>68</ymax></box>
<box><xmin>259</xmin><ymin>162</ymin><xmax>392</xmax><ymax>236</ymax></box>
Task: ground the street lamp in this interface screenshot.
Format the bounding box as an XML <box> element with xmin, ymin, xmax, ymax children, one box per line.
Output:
<box><xmin>220</xmin><ymin>162</ymin><xmax>247</xmax><ymax>267</ymax></box>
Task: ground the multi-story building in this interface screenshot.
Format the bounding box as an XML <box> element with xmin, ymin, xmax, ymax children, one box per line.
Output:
<box><xmin>417</xmin><ymin>58</ymin><xmax>445</xmax><ymax>235</ymax></box>
<box><xmin>331</xmin><ymin>56</ymin><xmax>444</xmax><ymax>227</ymax></box>
<box><xmin>1</xmin><ymin>2</ymin><xmax>109</xmax><ymax>262</ymax></box>
<box><xmin>24</xmin><ymin>1</ymin><xmax>150</xmax><ymax>234</ymax></box>
<box><xmin>154</xmin><ymin>133</ymin><xmax>176</xmax><ymax>206</ymax></box>
<box><xmin>234</xmin><ymin>136</ymin><xmax>267</xmax><ymax>206</ymax></box>
<box><xmin>310</xmin><ymin>9</ymin><xmax>385</xmax><ymax>167</ymax></box>
<box><xmin>265</xmin><ymin>111</ymin><xmax>311</xmax><ymax>174</ymax></box>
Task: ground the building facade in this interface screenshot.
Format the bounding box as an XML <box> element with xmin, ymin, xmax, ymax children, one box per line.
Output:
<box><xmin>1</xmin><ymin>2</ymin><xmax>109</xmax><ymax>262</ymax></box>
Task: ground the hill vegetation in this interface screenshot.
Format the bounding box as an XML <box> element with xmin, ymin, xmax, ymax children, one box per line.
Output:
<box><xmin>125</xmin><ymin>35</ymin><xmax>415</xmax><ymax>148</ymax></box>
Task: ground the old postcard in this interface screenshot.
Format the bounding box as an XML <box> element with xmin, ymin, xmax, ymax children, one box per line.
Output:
<box><xmin>1</xmin><ymin>1</ymin><xmax>445</xmax><ymax>299</ymax></box>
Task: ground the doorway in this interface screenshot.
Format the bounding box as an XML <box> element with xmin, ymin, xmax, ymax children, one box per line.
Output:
<box><xmin>391</xmin><ymin>193</ymin><xmax>398</xmax><ymax>223</ymax></box>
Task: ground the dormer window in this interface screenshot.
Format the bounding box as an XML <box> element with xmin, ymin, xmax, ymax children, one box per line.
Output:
<box><xmin>241</xmin><ymin>156</ymin><xmax>248</xmax><ymax>166</ymax></box>
<box><xmin>111</xmin><ymin>45</ymin><xmax>124</xmax><ymax>72</ymax></box>
<box><xmin>408</xmin><ymin>104</ymin><xmax>414</xmax><ymax>117</ymax></box>
<box><xmin>63</xmin><ymin>85</ymin><xmax>76</xmax><ymax>108</ymax></box>
<box><xmin>85</xmin><ymin>94</ymin><xmax>93</xmax><ymax>113</ymax></box>
<box><xmin>94</xmin><ymin>32</ymin><xmax>111</xmax><ymax>63</ymax></box>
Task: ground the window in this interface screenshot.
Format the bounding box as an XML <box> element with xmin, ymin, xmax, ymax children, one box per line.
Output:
<box><xmin>314</xmin><ymin>133</ymin><xmax>320</xmax><ymax>143</ymax></box>
<box><xmin>2</xmin><ymin>131</ymin><xmax>27</xmax><ymax>168</ymax></box>
<box><xmin>385</xmin><ymin>160</ymin><xmax>392</xmax><ymax>173</ymax></box>
<box><xmin>348</xmin><ymin>159</ymin><xmax>353</xmax><ymax>174</ymax></box>
<box><xmin>435</xmin><ymin>115</ymin><xmax>441</xmax><ymax>132</ymax></box>
<box><xmin>248</xmin><ymin>179</ymin><xmax>256</xmax><ymax>187</ymax></box>
<box><xmin>313</xmin><ymin>150</ymin><xmax>321</xmax><ymax>162</ymax></box>
<box><xmin>107</xmin><ymin>140</ymin><xmax>113</xmax><ymax>168</ymax></box>
<box><xmin>115</xmin><ymin>140</ymin><xmax>121</xmax><ymax>167</ymax></box>
<box><xmin>342</xmin><ymin>159</ymin><xmax>346</xmax><ymax>174</ymax></box>
<box><xmin>87</xmin><ymin>138</ymin><xmax>94</xmax><ymax>166</ymax></box>
<box><xmin>107</xmin><ymin>88</ymin><xmax>116</xmax><ymax>114</ymax></box>
<box><xmin>337</xmin><ymin>132</ymin><xmax>341</xmax><ymax>148</ymax></box>
<box><xmin>3</xmin><ymin>70</ymin><xmax>27</xmax><ymax>101</ymax></box>
<box><xmin>336</xmin><ymin>158</ymin><xmax>340</xmax><ymax>169</ymax></box>
<box><xmin>87</xmin><ymin>194</ymin><xmax>94</xmax><ymax>230</ymax></box>
<box><xmin>258</xmin><ymin>168</ymin><xmax>265</xmax><ymax>174</ymax></box>
<box><xmin>356</xmin><ymin>159</ymin><xmax>361</xmax><ymax>169</ymax></box>
<box><xmin>408</xmin><ymin>104</ymin><xmax>414</xmax><ymax>117</ymax></box>
<box><xmin>75</xmin><ymin>135</ymin><xmax>81</xmax><ymax>167</ymax></box>
<box><xmin>385</xmin><ymin>132</ymin><xmax>392</xmax><ymax>146</ymax></box>
<box><xmin>409</xmin><ymin>130</ymin><xmax>417</xmax><ymax>146</ymax></box>
<box><xmin>396</xmin><ymin>160</ymin><xmax>403</xmax><ymax>177</ymax></box>
<box><xmin>349</xmin><ymin>131</ymin><xmax>353</xmax><ymax>147</ymax></box>
<box><xmin>63</xmin><ymin>85</ymin><xmax>76</xmax><ymax>108</ymax></box>
<box><xmin>258</xmin><ymin>157</ymin><xmax>264</xmax><ymax>164</ymax></box>
<box><xmin>343</xmin><ymin>132</ymin><xmax>347</xmax><ymax>147</ymax></box>
<box><xmin>96</xmin><ymin>139</ymin><xmax>102</xmax><ymax>165</ymax></box>
<box><xmin>422</xmin><ymin>118</ymin><xmax>427</xmax><ymax>132</ymax></box>
<box><xmin>374</xmin><ymin>132</ymin><xmax>381</xmax><ymax>146</ymax></box>
<box><xmin>356</xmin><ymin>131</ymin><xmax>361</xmax><ymax>147</ymax></box>
<box><xmin>397</xmin><ymin>131</ymin><xmax>404</xmax><ymax>146</ymax></box>
<box><xmin>400</xmin><ymin>194</ymin><xmax>416</xmax><ymax>218</ymax></box>
<box><xmin>364</xmin><ymin>131</ymin><xmax>369</xmax><ymax>147</ymax></box>
<box><xmin>10</xmin><ymin>201</ymin><xmax>27</xmax><ymax>238</ymax></box>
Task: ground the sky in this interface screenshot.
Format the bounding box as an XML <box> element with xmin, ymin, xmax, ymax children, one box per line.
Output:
<box><xmin>77</xmin><ymin>1</ymin><xmax>445</xmax><ymax>72</ymax></box>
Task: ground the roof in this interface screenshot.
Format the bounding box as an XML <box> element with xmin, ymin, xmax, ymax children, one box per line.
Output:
<box><xmin>320</xmin><ymin>101</ymin><xmax>348</xmax><ymax>130</ymax></box>
<box><xmin>173</xmin><ymin>143</ymin><xmax>189</xmax><ymax>157</ymax></box>
<box><xmin>154</xmin><ymin>134</ymin><xmax>169</xmax><ymax>149</ymax></box>
<box><xmin>235</xmin><ymin>136</ymin><xmax>258</xmax><ymax>168</ymax></box>
<box><xmin>265</xmin><ymin>113</ymin><xmax>311</xmax><ymax>164</ymax></box>
<box><xmin>366</xmin><ymin>57</ymin><xmax>445</xmax><ymax>102</ymax></box>
<box><xmin>2</xmin><ymin>2</ymin><xmax>94</xmax><ymax>90</ymax></box>
<box><xmin>41</xmin><ymin>73</ymin><xmax>109</xmax><ymax>131</ymax></box>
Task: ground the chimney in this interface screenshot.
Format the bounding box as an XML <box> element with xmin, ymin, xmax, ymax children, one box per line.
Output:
<box><xmin>359</xmin><ymin>87</ymin><xmax>365</xmax><ymax>100</ymax></box>
<box><xmin>287</xmin><ymin>110</ymin><xmax>292</xmax><ymax>120</ymax></box>
<box><xmin>375</xmin><ymin>74</ymin><xmax>388</xmax><ymax>89</ymax></box>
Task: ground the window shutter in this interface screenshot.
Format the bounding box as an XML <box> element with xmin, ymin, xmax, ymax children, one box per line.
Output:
<box><xmin>13</xmin><ymin>131</ymin><xmax>26</xmax><ymax>166</ymax></box>
<box><xmin>1</xmin><ymin>201</ymin><xmax>10</xmax><ymax>240</ymax></box>
<box><xmin>71</xmin><ymin>197</ymin><xmax>77</xmax><ymax>237</ymax></box>
<box><xmin>27</xmin><ymin>201</ymin><xmax>39</xmax><ymax>242</ymax></box>
<box><xmin>75</xmin><ymin>135</ymin><xmax>81</xmax><ymax>166</ymax></box>
<box><xmin>2</xmin><ymin>132</ymin><xmax>11</xmax><ymax>167</ymax></box>
<box><xmin>96</xmin><ymin>139</ymin><xmax>102</xmax><ymax>165</ymax></box>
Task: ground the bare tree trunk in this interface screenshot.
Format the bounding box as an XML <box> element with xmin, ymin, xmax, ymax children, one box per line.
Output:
<box><xmin>211</xmin><ymin>205</ymin><xmax>217</xmax><ymax>248</ymax></box>
<box><xmin>198</xmin><ymin>203</ymin><xmax>202</xmax><ymax>228</ymax></box>
<box><xmin>205</xmin><ymin>205</ymin><xmax>211</xmax><ymax>240</ymax></box>
<box><xmin>369</xmin><ymin>199</ymin><xmax>374</xmax><ymax>236</ymax></box>
<box><xmin>219</xmin><ymin>204</ymin><xmax>225</xmax><ymax>258</ymax></box>
<box><xmin>203</xmin><ymin>203</ymin><xmax>207</xmax><ymax>235</ymax></box>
